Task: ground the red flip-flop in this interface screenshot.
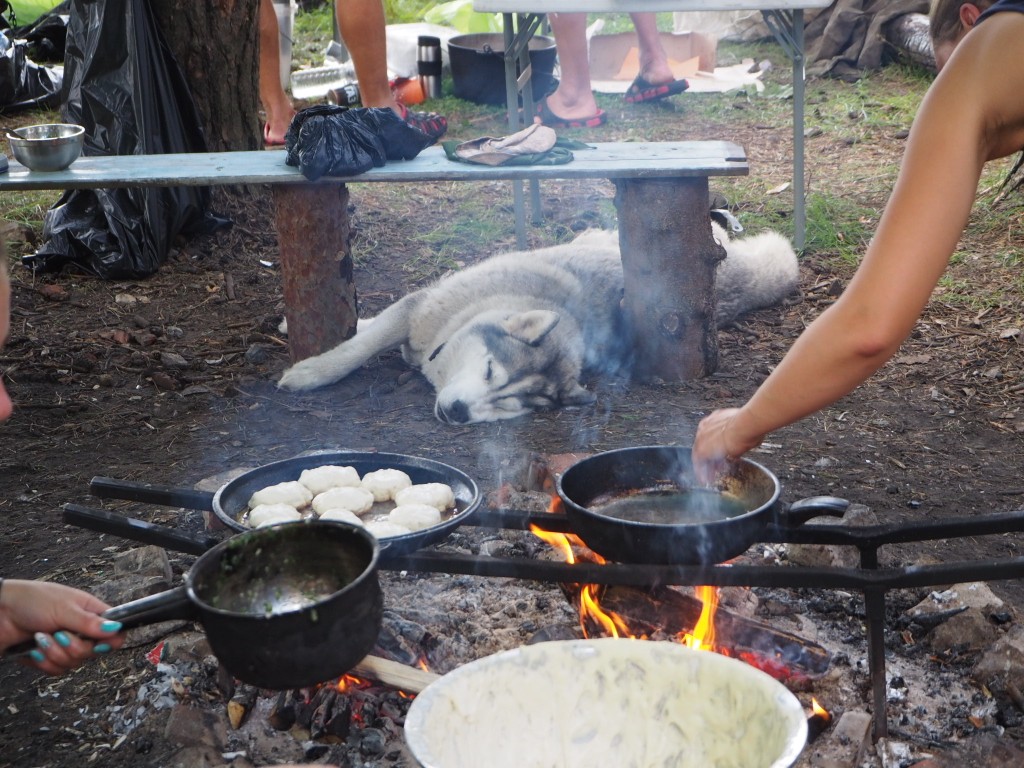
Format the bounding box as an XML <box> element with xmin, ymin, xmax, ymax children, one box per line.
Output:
<box><xmin>536</xmin><ymin>98</ymin><xmax>607</xmax><ymax>130</ymax></box>
<box><xmin>624</xmin><ymin>76</ymin><xmax>689</xmax><ymax>104</ymax></box>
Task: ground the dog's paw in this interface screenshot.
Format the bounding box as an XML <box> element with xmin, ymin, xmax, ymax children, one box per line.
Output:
<box><xmin>277</xmin><ymin>359</ymin><xmax>336</xmax><ymax>391</ymax></box>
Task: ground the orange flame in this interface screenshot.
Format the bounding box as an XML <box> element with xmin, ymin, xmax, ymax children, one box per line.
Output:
<box><xmin>811</xmin><ymin>698</ymin><xmax>831</xmax><ymax>721</ymax></box>
<box><xmin>529</xmin><ymin>523</ymin><xmax>634</xmax><ymax>638</ymax></box>
<box><xmin>680</xmin><ymin>585</ymin><xmax>719</xmax><ymax>651</ymax></box>
<box><xmin>530</xmin><ymin>521</ymin><xmax>717</xmax><ymax>644</ymax></box>
<box><xmin>334</xmin><ymin>674</ymin><xmax>367</xmax><ymax>693</ymax></box>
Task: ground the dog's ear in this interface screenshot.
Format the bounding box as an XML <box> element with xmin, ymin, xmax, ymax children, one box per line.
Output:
<box><xmin>502</xmin><ymin>310</ymin><xmax>560</xmax><ymax>346</ymax></box>
<box><xmin>558</xmin><ymin>381</ymin><xmax>596</xmax><ymax>407</ymax></box>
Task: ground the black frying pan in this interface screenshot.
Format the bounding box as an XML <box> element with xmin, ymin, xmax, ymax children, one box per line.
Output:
<box><xmin>12</xmin><ymin>520</ymin><xmax>384</xmax><ymax>689</ymax></box>
<box><xmin>89</xmin><ymin>450</ymin><xmax>481</xmax><ymax>560</ymax></box>
<box><xmin>557</xmin><ymin>445</ymin><xmax>849</xmax><ymax>565</ymax></box>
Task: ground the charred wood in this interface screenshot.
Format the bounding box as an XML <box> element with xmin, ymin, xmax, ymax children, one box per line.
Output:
<box><xmin>227</xmin><ymin>684</ymin><xmax>257</xmax><ymax>729</ymax></box>
<box><xmin>268</xmin><ymin>690</ymin><xmax>297</xmax><ymax>731</ymax></box>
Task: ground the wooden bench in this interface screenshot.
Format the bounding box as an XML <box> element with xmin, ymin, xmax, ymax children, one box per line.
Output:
<box><xmin>474</xmin><ymin>0</ymin><xmax>833</xmax><ymax>250</ymax></box>
<box><xmin>0</xmin><ymin>140</ymin><xmax>747</xmax><ymax>380</ymax></box>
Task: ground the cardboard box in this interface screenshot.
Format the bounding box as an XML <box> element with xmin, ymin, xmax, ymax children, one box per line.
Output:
<box><xmin>588</xmin><ymin>31</ymin><xmax>718</xmax><ymax>82</ymax></box>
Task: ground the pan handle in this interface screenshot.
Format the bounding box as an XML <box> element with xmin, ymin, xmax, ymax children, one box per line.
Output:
<box><xmin>89</xmin><ymin>477</ymin><xmax>216</xmax><ymax>512</ymax></box>
<box><xmin>779</xmin><ymin>496</ymin><xmax>850</xmax><ymax>527</ymax></box>
<box><xmin>101</xmin><ymin>586</ymin><xmax>197</xmax><ymax>630</ymax></box>
<box><xmin>63</xmin><ymin>504</ymin><xmax>220</xmax><ymax>556</ymax></box>
<box><xmin>4</xmin><ymin>586</ymin><xmax>196</xmax><ymax>658</ymax></box>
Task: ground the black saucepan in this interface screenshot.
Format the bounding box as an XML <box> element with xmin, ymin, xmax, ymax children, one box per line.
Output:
<box><xmin>89</xmin><ymin>451</ymin><xmax>481</xmax><ymax>560</ymax></box>
<box><xmin>100</xmin><ymin>520</ymin><xmax>382</xmax><ymax>689</ymax></box>
<box><xmin>557</xmin><ymin>445</ymin><xmax>849</xmax><ymax>565</ymax></box>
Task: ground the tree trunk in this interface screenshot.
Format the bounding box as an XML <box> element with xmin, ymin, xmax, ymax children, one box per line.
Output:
<box><xmin>273</xmin><ymin>184</ymin><xmax>358</xmax><ymax>361</ymax></box>
<box><xmin>149</xmin><ymin>0</ymin><xmax>261</xmax><ymax>152</ymax></box>
<box><xmin>615</xmin><ymin>178</ymin><xmax>724</xmax><ymax>382</ymax></box>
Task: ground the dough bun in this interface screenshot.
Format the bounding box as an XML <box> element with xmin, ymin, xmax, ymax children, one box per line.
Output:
<box><xmin>389</xmin><ymin>503</ymin><xmax>442</xmax><ymax>532</ymax></box>
<box><xmin>394</xmin><ymin>483</ymin><xmax>455</xmax><ymax>512</ymax></box>
<box><xmin>312</xmin><ymin>486</ymin><xmax>375</xmax><ymax>516</ymax></box>
<box><xmin>249</xmin><ymin>503</ymin><xmax>302</xmax><ymax>528</ymax></box>
<box><xmin>299</xmin><ymin>465</ymin><xmax>361</xmax><ymax>495</ymax></box>
<box><xmin>318</xmin><ymin>508</ymin><xmax>366</xmax><ymax>527</ymax></box>
<box><xmin>361</xmin><ymin>468</ymin><xmax>413</xmax><ymax>502</ymax></box>
<box><xmin>248</xmin><ymin>481</ymin><xmax>313</xmax><ymax>510</ymax></box>
<box><xmin>365</xmin><ymin>520</ymin><xmax>413</xmax><ymax>539</ymax></box>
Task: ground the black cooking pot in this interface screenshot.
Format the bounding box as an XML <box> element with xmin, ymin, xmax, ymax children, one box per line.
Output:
<box><xmin>448</xmin><ymin>33</ymin><xmax>557</xmax><ymax>106</ymax></box>
<box><xmin>557</xmin><ymin>446</ymin><xmax>849</xmax><ymax>565</ymax></box>
<box><xmin>101</xmin><ymin>519</ymin><xmax>383</xmax><ymax>689</ymax></box>
<box><xmin>88</xmin><ymin>451</ymin><xmax>480</xmax><ymax>560</ymax></box>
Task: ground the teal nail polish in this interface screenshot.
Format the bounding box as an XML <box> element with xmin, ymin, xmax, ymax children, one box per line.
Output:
<box><xmin>33</xmin><ymin>632</ymin><xmax>52</xmax><ymax>649</ymax></box>
<box><xmin>93</xmin><ymin>643</ymin><xmax>111</xmax><ymax>654</ymax></box>
<box><xmin>53</xmin><ymin>631</ymin><xmax>71</xmax><ymax>648</ymax></box>
<box><xmin>100</xmin><ymin>620</ymin><xmax>122</xmax><ymax>633</ymax></box>
<box><xmin>29</xmin><ymin>650</ymin><xmax>45</xmax><ymax>663</ymax></box>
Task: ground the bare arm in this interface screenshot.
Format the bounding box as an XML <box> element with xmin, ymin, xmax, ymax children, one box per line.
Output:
<box><xmin>694</xmin><ymin>14</ymin><xmax>1024</xmax><ymax>474</ymax></box>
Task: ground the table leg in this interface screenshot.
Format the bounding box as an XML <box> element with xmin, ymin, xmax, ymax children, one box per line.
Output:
<box><xmin>761</xmin><ymin>9</ymin><xmax>808</xmax><ymax>251</ymax></box>
<box><xmin>615</xmin><ymin>177</ymin><xmax>724</xmax><ymax>381</ymax></box>
<box><xmin>502</xmin><ymin>12</ymin><xmax>546</xmax><ymax>247</ymax></box>
<box><xmin>272</xmin><ymin>183</ymin><xmax>356</xmax><ymax>362</ymax></box>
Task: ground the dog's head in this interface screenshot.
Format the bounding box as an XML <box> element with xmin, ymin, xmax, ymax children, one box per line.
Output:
<box><xmin>424</xmin><ymin>309</ymin><xmax>595</xmax><ymax>424</ymax></box>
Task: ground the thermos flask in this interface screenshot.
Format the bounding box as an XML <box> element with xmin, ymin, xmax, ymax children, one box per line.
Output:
<box><xmin>417</xmin><ymin>36</ymin><xmax>443</xmax><ymax>100</ymax></box>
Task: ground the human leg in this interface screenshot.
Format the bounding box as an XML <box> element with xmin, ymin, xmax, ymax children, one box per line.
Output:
<box><xmin>259</xmin><ymin>0</ymin><xmax>296</xmax><ymax>145</ymax></box>
<box><xmin>538</xmin><ymin>13</ymin><xmax>605</xmax><ymax>126</ymax></box>
<box><xmin>335</xmin><ymin>0</ymin><xmax>446</xmax><ymax>138</ymax></box>
<box><xmin>624</xmin><ymin>12</ymin><xmax>688</xmax><ymax>103</ymax></box>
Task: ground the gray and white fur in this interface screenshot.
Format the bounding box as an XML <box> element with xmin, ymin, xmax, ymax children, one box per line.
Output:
<box><xmin>278</xmin><ymin>224</ymin><xmax>799</xmax><ymax>424</ymax></box>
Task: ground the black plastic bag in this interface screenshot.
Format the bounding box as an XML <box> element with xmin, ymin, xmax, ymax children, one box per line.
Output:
<box><xmin>11</xmin><ymin>0</ymin><xmax>71</xmax><ymax>64</ymax></box>
<box><xmin>24</xmin><ymin>0</ymin><xmax>224</xmax><ymax>280</ymax></box>
<box><xmin>0</xmin><ymin>28</ymin><xmax>61</xmax><ymax>111</ymax></box>
<box><xmin>284</xmin><ymin>105</ymin><xmax>434</xmax><ymax>181</ymax></box>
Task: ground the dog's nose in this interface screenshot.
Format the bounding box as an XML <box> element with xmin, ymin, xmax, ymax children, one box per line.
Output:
<box><xmin>440</xmin><ymin>399</ymin><xmax>470</xmax><ymax>424</ymax></box>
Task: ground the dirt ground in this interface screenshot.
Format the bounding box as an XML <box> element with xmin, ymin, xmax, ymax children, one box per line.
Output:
<box><xmin>2</xmin><ymin>49</ymin><xmax>1024</xmax><ymax>767</ymax></box>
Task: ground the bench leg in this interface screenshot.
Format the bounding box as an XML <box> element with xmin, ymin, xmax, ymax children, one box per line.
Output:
<box><xmin>272</xmin><ymin>183</ymin><xmax>357</xmax><ymax>362</ymax></box>
<box><xmin>615</xmin><ymin>178</ymin><xmax>723</xmax><ymax>381</ymax></box>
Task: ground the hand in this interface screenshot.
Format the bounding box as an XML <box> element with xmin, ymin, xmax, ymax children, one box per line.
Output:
<box><xmin>0</xmin><ymin>580</ymin><xmax>125</xmax><ymax>676</ymax></box>
<box><xmin>692</xmin><ymin>408</ymin><xmax>764</xmax><ymax>485</ymax></box>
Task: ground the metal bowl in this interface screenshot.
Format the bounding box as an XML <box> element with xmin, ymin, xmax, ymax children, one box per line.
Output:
<box><xmin>6</xmin><ymin>123</ymin><xmax>85</xmax><ymax>172</ymax></box>
<box><xmin>405</xmin><ymin>638</ymin><xmax>808</xmax><ymax>768</ymax></box>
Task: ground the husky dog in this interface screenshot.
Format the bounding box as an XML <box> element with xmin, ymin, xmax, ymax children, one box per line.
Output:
<box><xmin>278</xmin><ymin>224</ymin><xmax>799</xmax><ymax>423</ymax></box>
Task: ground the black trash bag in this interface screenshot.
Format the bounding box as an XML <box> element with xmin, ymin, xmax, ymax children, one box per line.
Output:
<box><xmin>0</xmin><ymin>28</ymin><xmax>61</xmax><ymax>111</ymax></box>
<box><xmin>11</xmin><ymin>0</ymin><xmax>71</xmax><ymax>64</ymax></box>
<box><xmin>24</xmin><ymin>0</ymin><xmax>225</xmax><ymax>280</ymax></box>
<box><xmin>284</xmin><ymin>105</ymin><xmax>434</xmax><ymax>181</ymax></box>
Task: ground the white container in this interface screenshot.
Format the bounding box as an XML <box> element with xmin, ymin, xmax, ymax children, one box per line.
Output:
<box><xmin>273</xmin><ymin>0</ymin><xmax>298</xmax><ymax>91</ymax></box>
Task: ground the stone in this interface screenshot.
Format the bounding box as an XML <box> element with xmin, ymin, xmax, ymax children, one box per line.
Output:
<box><xmin>907</xmin><ymin>582</ymin><xmax>1005</xmax><ymax>619</ymax></box>
<box><xmin>161</xmin><ymin>630</ymin><xmax>213</xmax><ymax>663</ymax></box>
<box><xmin>91</xmin><ymin>574</ymin><xmax>170</xmax><ymax>605</ymax></box>
<box><xmin>927</xmin><ymin>608</ymin><xmax>998</xmax><ymax>655</ymax></box>
<box><xmin>972</xmin><ymin>623</ymin><xmax>1024</xmax><ymax>693</ymax></box>
<box><xmin>787</xmin><ymin>503</ymin><xmax>879</xmax><ymax>569</ymax></box>
<box><xmin>162</xmin><ymin>746</ymin><xmax>224</xmax><ymax>768</ymax></box>
<box><xmin>113</xmin><ymin>545</ymin><xmax>173</xmax><ymax>581</ymax></box>
<box><xmin>805</xmin><ymin>709</ymin><xmax>872</xmax><ymax>768</ymax></box>
<box><xmin>163</xmin><ymin>704</ymin><xmax>228</xmax><ymax>751</ymax></box>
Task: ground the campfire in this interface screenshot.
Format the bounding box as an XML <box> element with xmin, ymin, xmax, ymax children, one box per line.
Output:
<box><xmin>63</xmin><ymin>454</ymin><xmax>1024</xmax><ymax>767</ymax></box>
<box><xmin>530</xmin><ymin>498</ymin><xmax>831</xmax><ymax>689</ymax></box>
